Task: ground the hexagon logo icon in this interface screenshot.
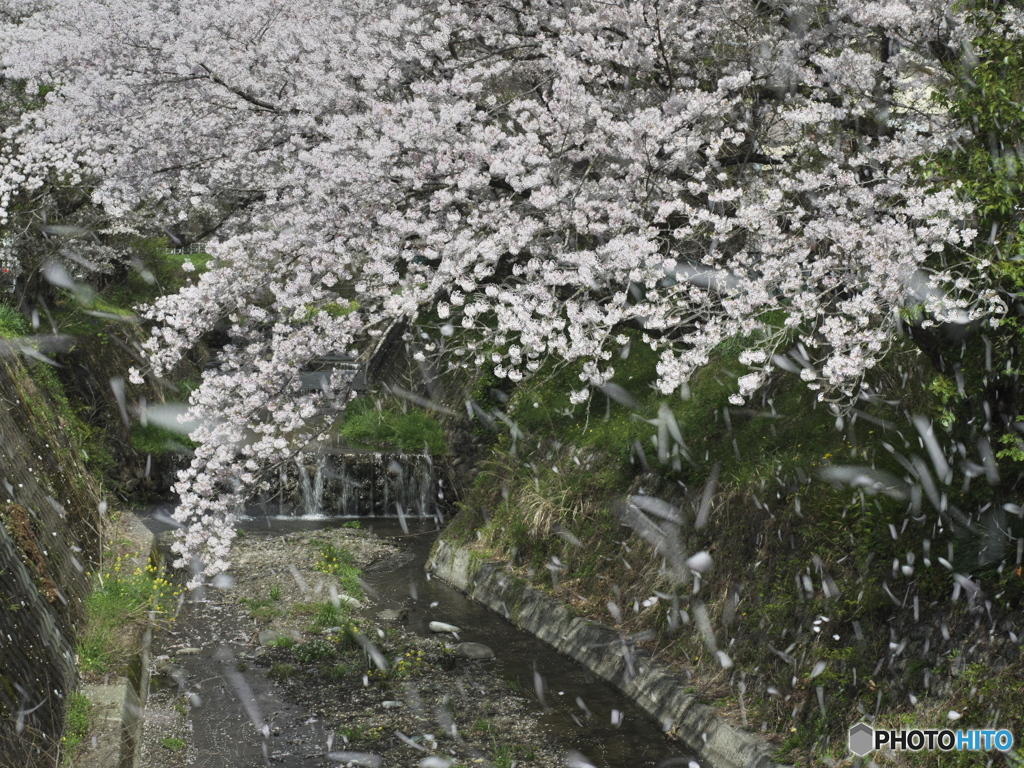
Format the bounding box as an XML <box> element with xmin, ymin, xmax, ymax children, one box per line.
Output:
<box><xmin>848</xmin><ymin>722</ymin><xmax>874</xmax><ymax>756</ymax></box>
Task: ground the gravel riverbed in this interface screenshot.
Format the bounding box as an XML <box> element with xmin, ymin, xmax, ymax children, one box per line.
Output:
<box><xmin>141</xmin><ymin>526</ymin><xmax>567</xmax><ymax>768</ymax></box>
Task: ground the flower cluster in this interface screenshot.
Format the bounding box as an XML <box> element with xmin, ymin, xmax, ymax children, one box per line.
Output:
<box><xmin>0</xmin><ymin>0</ymin><xmax>1004</xmax><ymax>578</ymax></box>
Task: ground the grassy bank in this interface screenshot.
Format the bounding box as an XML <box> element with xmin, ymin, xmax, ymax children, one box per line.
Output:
<box><xmin>442</xmin><ymin>334</ymin><xmax>1024</xmax><ymax>765</ymax></box>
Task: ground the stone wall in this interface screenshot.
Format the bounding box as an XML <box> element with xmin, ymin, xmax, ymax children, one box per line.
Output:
<box><xmin>0</xmin><ymin>351</ymin><xmax>105</xmax><ymax>766</ymax></box>
<box><xmin>428</xmin><ymin>540</ymin><xmax>788</xmax><ymax>768</ymax></box>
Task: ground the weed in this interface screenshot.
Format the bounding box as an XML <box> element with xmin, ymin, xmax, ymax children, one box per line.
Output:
<box><xmin>268</xmin><ymin>663</ymin><xmax>297</xmax><ymax>681</ymax></box>
<box><xmin>327</xmin><ymin>658</ymin><xmax>361</xmax><ymax>679</ymax></box>
<box><xmin>270</xmin><ymin>636</ymin><xmax>297</xmax><ymax>650</ymax></box>
<box><xmin>160</xmin><ymin>736</ymin><xmax>186</xmax><ymax>752</ymax></box>
<box><xmin>336</xmin><ymin>724</ymin><xmax>385</xmax><ymax>742</ymax></box>
<box><xmin>0</xmin><ymin>302</ymin><xmax>28</xmax><ymax>338</ymax></box>
<box><xmin>491</xmin><ymin>741</ymin><xmax>515</xmax><ymax>768</ymax></box>
<box><xmin>390</xmin><ymin>648</ymin><xmax>426</xmax><ymax>679</ymax></box>
<box><xmin>290</xmin><ymin>601</ymin><xmax>319</xmax><ymax>617</ymax></box>
<box><xmin>311</xmin><ymin>539</ymin><xmax>363</xmax><ymax>597</ymax></box>
<box><xmin>60</xmin><ymin>691</ymin><xmax>92</xmax><ymax>765</ymax></box>
<box><xmin>294</xmin><ymin>639</ymin><xmax>335</xmax><ymax>662</ymax></box>
<box><xmin>269</xmin><ymin>583</ymin><xmax>283</xmax><ymax>601</ymax></box>
<box><xmin>241</xmin><ymin>597</ymin><xmax>284</xmax><ymax>622</ymax></box>
<box><xmin>130</xmin><ymin>422</ymin><xmax>196</xmax><ymax>454</ymax></box>
<box><xmin>305</xmin><ymin>600</ymin><xmax>348</xmax><ymax>632</ymax></box>
<box><xmin>78</xmin><ymin>552</ymin><xmax>179</xmax><ymax>675</ymax></box>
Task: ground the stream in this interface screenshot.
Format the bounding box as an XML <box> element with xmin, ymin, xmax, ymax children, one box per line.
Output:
<box><xmin>141</xmin><ymin>511</ymin><xmax>699</xmax><ymax>768</ymax></box>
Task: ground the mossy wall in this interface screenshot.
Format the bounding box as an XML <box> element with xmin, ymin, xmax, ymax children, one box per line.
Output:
<box><xmin>0</xmin><ymin>349</ymin><xmax>106</xmax><ymax>766</ymax></box>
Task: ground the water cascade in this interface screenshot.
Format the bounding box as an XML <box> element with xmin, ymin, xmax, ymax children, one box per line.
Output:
<box><xmin>251</xmin><ymin>451</ymin><xmax>441</xmax><ymax>519</ymax></box>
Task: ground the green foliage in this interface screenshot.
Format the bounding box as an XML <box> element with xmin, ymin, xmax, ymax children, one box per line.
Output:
<box><xmin>304</xmin><ymin>300</ymin><xmax>359</xmax><ymax>320</ymax></box>
<box><xmin>327</xmin><ymin>658</ymin><xmax>359</xmax><ymax>679</ymax></box>
<box><xmin>0</xmin><ymin>302</ymin><xmax>28</xmax><ymax>338</ymax></box>
<box><xmin>60</xmin><ymin>691</ymin><xmax>93</xmax><ymax>765</ymax></box>
<box><xmin>491</xmin><ymin>741</ymin><xmax>516</xmax><ymax>768</ymax></box>
<box><xmin>337</xmin><ymin>396</ymin><xmax>447</xmax><ymax>454</ymax></box>
<box><xmin>130</xmin><ymin>421</ymin><xmax>197</xmax><ymax>454</ymax></box>
<box><xmin>452</xmin><ymin>334</ymin><xmax>996</xmax><ymax>762</ymax></box>
<box><xmin>79</xmin><ymin>552</ymin><xmax>179</xmax><ymax>675</ymax></box>
<box><xmin>241</xmin><ymin>597</ymin><xmax>285</xmax><ymax>622</ymax></box>
<box><xmin>928</xmin><ymin>6</ymin><xmax>1024</xmax><ymax>397</ymax></box>
<box><xmin>268</xmin><ymin>662</ymin><xmax>297</xmax><ymax>681</ymax></box>
<box><xmin>270</xmin><ymin>636</ymin><xmax>297</xmax><ymax>650</ymax></box>
<box><xmin>41</xmin><ymin>236</ymin><xmax>208</xmax><ymax>338</ymax></box>
<box><xmin>103</xmin><ymin>237</ymin><xmax>211</xmax><ymax>310</ymax></box>
<box><xmin>386</xmin><ymin>647</ymin><xmax>426</xmax><ymax>679</ymax></box>
<box><xmin>305</xmin><ymin>600</ymin><xmax>349</xmax><ymax>632</ymax></box>
<box><xmin>160</xmin><ymin>736</ymin><xmax>186</xmax><ymax>752</ymax></box>
<box><xmin>26</xmin><ymin>360</ymin><xmax>115</xmax><ymax>478</ymax></box>
<box><xmin>932</xmin><ymin>16</ymin><xmax>1024</xmax><ymax>238</ymax></box>
<box><xmin>311</xmin><ymin>539</ymin><xmax>363</xmax><ymax>598</ymax></box>
<box><xmin>294</xmin><ymin>638</ymin><xmax>335</xmax><ymax>662</ymax></box>
<box><xmin>336</xmin><ymin>723</ymin><xmax>385</xmax><ymax>742</ymax></box>
<box><xmin>269</xmin><ymin>583</ymin><xmax>282</xmax><ymax>601</ymax></box>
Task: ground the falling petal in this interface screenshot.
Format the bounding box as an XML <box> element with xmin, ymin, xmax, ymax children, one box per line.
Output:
<box><xmin>686</xmin><ymin>552</ymin><xmax>713</xmax><ymax>573</ymax></box>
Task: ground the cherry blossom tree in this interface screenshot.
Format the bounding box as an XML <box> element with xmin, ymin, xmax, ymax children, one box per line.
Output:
<box><xmin>0</xmin><ymin>0</ymin><xmax>1006</xmax><ymax>579</ymax></box>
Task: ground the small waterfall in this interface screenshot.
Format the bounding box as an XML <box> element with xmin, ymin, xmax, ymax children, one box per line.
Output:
<box><xmin>252</xmin><ymin>450</ymin><xmax>443</xmax><ymax>519</ymax></box>
<box><xmin>295</xmin><ymin>453</ymin><xmax>327</xmax><ymax>517</ymax></box>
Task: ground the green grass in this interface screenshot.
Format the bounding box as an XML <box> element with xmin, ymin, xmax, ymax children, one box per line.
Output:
<box><xmin>60</xmin><ymin>691</ymin><xmax>93</xmax><ymax>765</ymax></box>
<box><xmin>268</xmin><ymin>662</ymin><xmax>297</xmax><ymax>681</ymax></box>
<box><xmin>294</xmin><ymin>638</ymin><xmax>335</xmax><ymax>662</ymax></box>
<box><xmin>241</xmin><ymin>597</ymin><xmax>285</xmax><ymax>622</ymax></box>
<box><xmin>0</xmin><ymin>302</ymin><xmax>28</xmax><ymax>338</ymax></box>
<box><xmin>160</xmin><ymin>736</ymin><xmax>186</xmax><ymax>752</ymax></box>
<box><xmin>304</xmin><ymin>600</ymin><xmax>349</xmax><ymax>632</ymax></box>
<box><xmin>38</xmin><ymin>235</ymin><xmax>209</xmax><ymax>339</ymax></box>
<box><xmin>24</xmin><ymin>360</ymin><xmax>115</xmax><ymax>478</ymax></box>
<box><xmin>327</xmin><ymin>656</ymin><xmax>362</xmax><ymax>679</ymax></box>
<box><xmin>450</xmin><ymin>330</ymin><xmax>1018</xmax><ymax>762</ymax></box>
<box><xmin>491</xmin><ymin>741</ymin><xmax>516</xmax><ymax>768</ymax></box>
<box><xmin>336</xmin><ymin>396</ymin><xmax>447</xmax><ymax>453</ymax></box>
<box><xmin>130</xmin><ymin>422</ymin><xmax>197</xmax><ymax>454</ymax></box>
<box><xmin>78</xmin><ymin>552</ymin><xmax>178</xmax><ymax>675</ymax></box>
<box><xmin>311</xmin><ymin>539</ymin><xmax>363</xmax><ymax>598</ymax></box>
<box><xmin>336</xmin><ymin>723</ymin><xmax>385</xmax><ymax>742</ymax></box>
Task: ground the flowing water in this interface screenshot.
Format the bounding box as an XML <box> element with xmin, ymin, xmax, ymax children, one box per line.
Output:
<box><xmin>354</xmin><ymin>518</ymin><xmax>700</xmax><ymax>767</ymax></box>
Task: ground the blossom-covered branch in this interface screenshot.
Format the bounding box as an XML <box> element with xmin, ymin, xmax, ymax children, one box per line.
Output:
<box><xmin>0</xmin><ymin>0</ymin><xmax>1006</xmax><ymax>579</ymax></box>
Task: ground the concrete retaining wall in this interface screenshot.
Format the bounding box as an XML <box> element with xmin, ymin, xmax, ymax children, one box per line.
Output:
<box><xmin>428</xmin><ymin>540</ymin><xmax>788</xmax><ymax>768</ymax></box>
<box><xmin>118</xmin><ymin>516</ymin><xmax>158</xmax><ymax>768</ymax></box>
